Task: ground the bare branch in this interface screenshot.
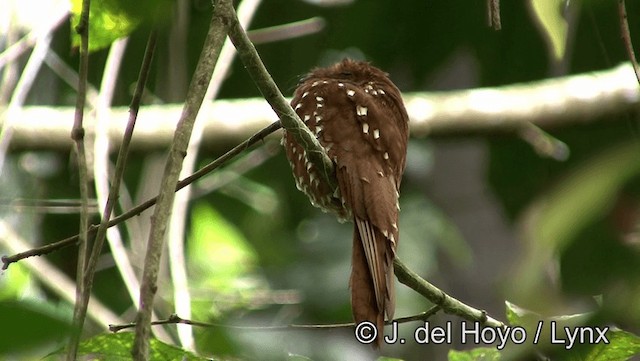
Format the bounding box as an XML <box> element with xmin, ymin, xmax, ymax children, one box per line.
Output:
<box><xmin>394</xmin><ymin>258</ymin><xmax>505</xmax><ymax>329</ymax></box>
<box><xmin>3</xmin><ymin>63</ymin><xmax>639</xmax><ymax>151</ymax></box>
<box><xmin>618</xmin><ymin>0</ymin><xmax>640</xmax><ymax>85</ymax></box>
<box><xmin>132</xmin><ymin>5</ymin><xmax>228</xmax><ymax>358</ymax></box>
<box><xmin>109</xmin><ymin>306</ymin><xmax>441</xmax><ymax>333</ymax></box>
<box><xmin>68</xmin><ymin>0</ymin><xmax>92</xmax><ymax>357</ymax></box>
<box><xmin>221</xmin><ymin>0</ymin><xmax>338</xmax><ymax>192</ymax></box>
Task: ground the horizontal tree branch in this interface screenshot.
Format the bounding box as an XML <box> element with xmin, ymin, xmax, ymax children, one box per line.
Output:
<box><xmin>3</xmin><ymin>62</ymin><xmax>638</xmax><ymax>152</ymax></box>
<box><xmin>109</xmin><ymin>306</ymin><xmax>441</xmax><ymax>333</ymax></box>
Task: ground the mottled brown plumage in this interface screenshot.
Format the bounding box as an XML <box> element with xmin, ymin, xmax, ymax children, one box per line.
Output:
<box><xmin>282</xmin><ymin>59</ymin><xmax>409</xmax><ymax>347</ymax></box>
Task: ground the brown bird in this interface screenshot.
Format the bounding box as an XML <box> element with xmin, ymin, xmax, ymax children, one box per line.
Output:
<box><xmin>282</xmin><ymin>59</ymin><xmax>409</xmax><ymax>347</ymax></box>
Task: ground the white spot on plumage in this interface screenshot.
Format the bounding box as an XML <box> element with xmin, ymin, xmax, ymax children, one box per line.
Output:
<box><xmin>311</xmin><ymin>81</ymin><xmax>320</xmax><ymax>87</ymax></box>
<box><xmin>392</xmin><ymin>222</ymin><xmax>398</xmax><ymax>230</ymax></box>
<box><xmin>315</xmin><ymin>125</ymin><xmax>323</xmax><ymax>135</ymax></box>
<box><xmin>292</xmin><ymin>146</ymin><xmax>297</xmax><ymax>154</ymax></box>
<box><xmin>295</xmin><ymin>103</ymin><xmax>302</xmax><ymax>110</ymax></box>
<box><xmin>373</xmin><ymin>129</ymin><xmax>380</xmax><ymax>139</ymax></box>
<box><xmin>372</xmin><ymin>89</ymin><xmax>378</xmax><ymax>96</ymax></box>
<box><xmin>377</xmin><ymin>170</ymin><xmax>384</xmax><ymax>177</ymax></box>
<box><xmin>302</xmin><ymin>91</ymin><xmax>309</xmax><ymax>98</ymax></box>
<box><xmin>378</xmin><ymin>89</ymin><xmax>386</xmax><ymax>95</ymax></box>
<box><xmin>316</xmin><ymin>96</ymin><xmax>324</xmax><ymax>102</ymax></box>
<box><xmin>338</xmin><ymin>82</ymin><xmax>345</xmax><ymax>88</ymax></box>
<box><xmin>362</xmin><ymin>122</ymin><xmax>369</xmax><ymax>134</ymax></box>
<box><xmin>315</xmin><ymin>115</ymin><xmax>323</xmax><ymax>123</ymax></box>
<box><xmin>347</xmin><ymin>89</ymin><xmax>355</xmax><ymax>97</ymax></box>
<box><xmin>382</xmin><ymin>230</ymin><xmax>389</xmax><ymax>238</ymax></box>
<box><xmin>356</xmin><ymin>105</ymin><xmax>368</xmax><ymax>116</ymax></box>
<box><xmin>383</xmin><ymin>152</ymin><xmax>389</xmax><ymax>160</ymax></box>
<box><xmin>303</xmin><ymin>114</ymin><xmax>311</xmax><ymax>122</ymax></box>
<box><xmin>317</xmin><ymin>103</ymin><xmax>323</xmax><ymax>108</ymax></box>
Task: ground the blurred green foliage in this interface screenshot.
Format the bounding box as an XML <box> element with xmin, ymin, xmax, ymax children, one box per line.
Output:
<box><xmin>45</xmin><ymin>332</ymin><xmax>209</xmax><ymax>360</ymax></box>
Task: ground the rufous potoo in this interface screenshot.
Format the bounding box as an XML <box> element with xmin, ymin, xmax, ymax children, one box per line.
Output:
<box><xmin>282</xmin><ymin>59</ymin><xmax>409</xmax><ymax>347</ymax></box>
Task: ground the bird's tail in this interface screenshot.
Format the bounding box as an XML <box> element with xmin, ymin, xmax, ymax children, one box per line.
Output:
<box><xmin>350</xmin><ymin>220</ymin><xmax>395</xmax><ymax>348</ymax></box>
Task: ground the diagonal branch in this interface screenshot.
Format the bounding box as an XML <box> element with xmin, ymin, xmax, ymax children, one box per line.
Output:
<box><xmin>394</xmin><ymin>258</ymin><xmax>504</xmax><ymax>328</ymax></box>
<box><xmin>0</xmin><ymin>120</ymin><xmax>282</xmax><ymax>270</ymax></box>
<box><xmin>131</xmin><ymin>4</ymin><xmax>229</xmax><ymax>358</ymax></box>
<box><xmin>219</xmin><ymin>0</ymin><xmax>337</xmax><ymax>193</ymax></box>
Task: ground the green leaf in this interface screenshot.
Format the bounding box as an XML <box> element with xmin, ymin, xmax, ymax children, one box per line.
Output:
<box><xmin>529</xmin><ymin>0</ymin><xmax>568</xmax><ymax>60</ymax></box>
<box><xmin>45</xmin><ymin>332</ymin><xmax>212</xmax><ymax>360</ymax></box>
<box><xmin>70</xmin><ymin>0</ymin><xmax>140</xmax><ymax>52</ymax></box>
<box><xmin>576</xmin><ymin>328</ymin><xmax>640</xmax><ymax>361</ymax></box>
<box><xmin>448</xmin><ymin>347</ymin><xmax>501</xmax><ymax>361</ymax></box>
<box><xmin>0</xmin><ymin>300</ymin><xmax>73</xmax><ymax>354</ymax></box>
<box><xmin>0</xmin><ymin>262</ymin><xmax>33</xmax><ymax>300</ymax></box>
<box><xmin>69</xmin><ymin>0</ymin><xmax>174</xmax><ymax>51</ymax></box>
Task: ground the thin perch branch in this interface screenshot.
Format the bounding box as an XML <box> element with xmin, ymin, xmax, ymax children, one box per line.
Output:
<box><xmin>109</xmin><ymin>306</ymin><xmax>441</xmax><ymax>333</ymax></box>
<box><xmin>394</xmin><ymin>258</ymin><xmax>505</xmax><ymax>328</ymax></box>
<box><xmin>107</xmin><ymin>258</ymin><xmax>505</xmax><ymax>337</ymax></box>
<box><xmin>221</xmin><ymin>0</ymin><xmax>337</xmax><ymax>193</ymax></box>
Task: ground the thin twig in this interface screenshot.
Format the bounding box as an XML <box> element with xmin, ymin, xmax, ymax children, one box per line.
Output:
<box><xmin>394</xmin><ymin>258</ymin><xmax>505</xmax><ymax>329</ymax></box>
<box><xmin>518</xmin><ymin>123</ymin><xmax>570</xmax><ymax>161</ymax></box>
<box><xmin>618</xmin><ymin>0</ymin><xmax>640</xmax><ymax>86</ymax></box>
<box><xmin>221</xmin><ymin>0</ymin><xmax>337</xmax><ymax>193</ymax></box>
<box><xmin>92</xmin><ymin>36</ymin><xmax>146</xmax><ymax>332</ymax></box>
<box><xmin>170</xmin><ymin>0</ymin><xmax>263</xmax><ymax>350</ymax></box>
<box><xmin>68</xmin><ymin>0</ymin><xmax>92</xmax><ymax>358</ymax></box>
<box><xmin>0</xmin><ymin>121</ymin><xmax>282</xmax><ymax>270</ymax></box>
<box><xmin>109</xmin><ymin>306</ymin><xmax>441</xmax><ymax>333</ymax></box>
<box><xmin>107</xmin><ymin>258</ymin><xmax>505</xmax><ymax>342</ymax></box>
<box><xmin>75</xmin><ymin>30</ymin><xmax>160</xmax><ymax>358</ymax></box>
<box><xmin>247</xmin><ymin>17</ymin><xmax>326</xmax><ymax>45</ymax></box>
<box><xmin>0</xmin><ymin>220</ymin><xmax>124</xmax><ymax>328</ymax></box>
<box><xmin>132</xmin><ymin>5</ymin><xmax>229</xmax><ymax>359</ymax></box>
<box><xmin>487</xmin><ymin>0</ymin><xmax>501</xmax><ymax>30</ymax></box>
